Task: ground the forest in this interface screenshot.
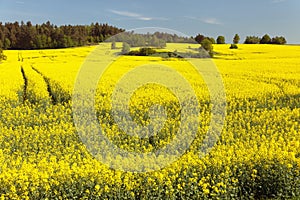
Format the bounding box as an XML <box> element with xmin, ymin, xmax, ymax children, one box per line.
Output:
<box><xmin>0</xmin><ymin>21</ymin><xmax>124</xmax><ymax>49</ymax></box>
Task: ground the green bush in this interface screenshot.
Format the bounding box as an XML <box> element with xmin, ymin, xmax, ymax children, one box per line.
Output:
<box><xmin>0</xmin><ymin>49</ymin><xmax>7</xmax><ymax>61</ymax></box>
<box><xmin>230</xmin><ymin>44</ymin><xmax>238</xmax><ymax>49</ymax></box>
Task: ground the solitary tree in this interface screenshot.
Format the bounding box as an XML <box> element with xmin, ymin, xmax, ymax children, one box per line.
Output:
<box><xmin>201</xmin><ymin>38</ymin><xmax>213</xmax><ymax>57</ymax></box>
<box><xmin>233</xmin><ymin>34</ymin><xmax>240</xmax><ymax>44</ymax></box>
<box><xmin>122</xmin><ymin>42</ymin><xmax>130</xmax><ymax>54</ymax></box>
<box><xmin>260</xmin><ymin>34</ymin><xmax>271</xmax><ymax>44</ymax></box>
<box><xmin>217</xmin><ymin>36</ymin><xmax>225</xmax><ymax>44</ymax></box>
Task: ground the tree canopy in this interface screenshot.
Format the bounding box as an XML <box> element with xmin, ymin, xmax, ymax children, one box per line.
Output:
<box><xmin>271</xmin><ymin>36</ymin><xmax>287</xmax><ymax>44</ymax></box>
<box><xmin>200</xmin><ymin>38</ymin><xmax>213</xmax><ymax>57</ymax></box>
<box><xmin>244</xmin><ymin>36</ymin><xmax>261</xmax><ymax>44</ymax></box>
<box><xmin>260</xmin><ymin>34</ymin><xmax>271</xmax><ymax>44</ymax></box>
<box><xmin>243</xmin><ymin>35</ymin><xmax>287</xmax><ymax>44</ymax></box>
<box><xmin>121</xmin><ymin>42</ymin><xmax>131</xmax><ymax>54</ymax></box>
<box><xmin>233</xmin><ymin>34</ymin><xmax>240</xmax><ymax>44</ymax></box>
<box><xmin>217</xmin><ymin>36</ymin><xmax>225</xmax><ymax>44</ymax></box>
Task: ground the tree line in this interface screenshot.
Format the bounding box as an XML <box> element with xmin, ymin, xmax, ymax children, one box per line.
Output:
<box><xmin>0</xmin><ymin>20</ymin><xmax>287</xmax><ymax>51</ymax></box>
<box><xmin>0</xmin><ymin>21</ymin><xmax>124</xmax><ymax>50</ymax></box>
<box><xmin>244</xmin><ymin>34</ymin><xmax>286</xmax><ymax>44</ymax></box>
<box><xmin>193</xmin><ymin>33</ymin><xmax>287</xmax><ymax>56</ymax></box>
<box><xmin>195</xmin><ymin>33</ymin><xmax>287</xmax><ymax>45</ymax></box>
<box><xmin>109</xmin><ymin>31</ymin><xmax>195</xmax><ymax>48</ymax></box>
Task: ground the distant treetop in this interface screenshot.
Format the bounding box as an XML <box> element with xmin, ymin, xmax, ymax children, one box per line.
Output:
<box><xmin>244</xmin><ymin>34</ymin><xmax>287</xmax><ymax>44</ymax></box>
<box><xmin>233</xmin><ymin>34</ymin><xmax>240</xmax><ymax>44</ymax></box>
<box><xmin>108</xmin><ymin>31</ymin><xmax>195</xmax><ymax>48</ymax></box>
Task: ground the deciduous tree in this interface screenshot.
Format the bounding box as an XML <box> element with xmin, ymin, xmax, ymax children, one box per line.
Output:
<box><xmin>200</xmin><ymin>38</ymin><xmax>213</xmax><ymax>57</ymax></box>
<box><xmin>233</xmin><ymin>34</ymin><xmax>240</xmax><ymax>44</ymax></box>
<box><xmin>122</xmin><ymin>42</ymin><xmax>130</xmax><ymax>54</ymax></box>
<box><xmin>217</xmin><ymin>36</ymin><xmax>225</xmax><ymax>44</ymax></box>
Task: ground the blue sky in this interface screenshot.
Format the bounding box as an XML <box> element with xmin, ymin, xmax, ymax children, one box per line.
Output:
<box><xmin>0</xmin><ymin>0</ymin><xmax>299</xmax><ymax>43</ymax></box>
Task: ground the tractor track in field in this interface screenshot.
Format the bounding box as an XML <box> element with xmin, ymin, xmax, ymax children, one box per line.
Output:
<box><xmin>20</xmin><ymin>66</ymin><xmax>28</xmax><ymax>103</ymax></box>
<box><xmin>31</xmin><ymin>66</ymin><xmax>57</xmax><ymax>105</ymax></box>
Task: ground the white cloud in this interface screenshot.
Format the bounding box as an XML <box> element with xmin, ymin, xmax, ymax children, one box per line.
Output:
<box><xmin>110</xmin><ymin>10</ymin><xmax>141</xmax><ymax>18</ymax></box>
<box><xmin>109</xmin><ymin>9</ymin><xmax>167</xmax><ymax>21</ymax></box>
<box><xmin>271</xmin><ymin>0</ymin><xmax>287</xmax><ymax>3</ymax></box>
<box><xmin>201</xmin><ymin>18</ymin><xmax>222</xmax><ymax>25</ymax></box>
<box><xmin>185</xmin><ymin>16</ymin><xmax>222</xmax><ymax>25</ymax></box>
